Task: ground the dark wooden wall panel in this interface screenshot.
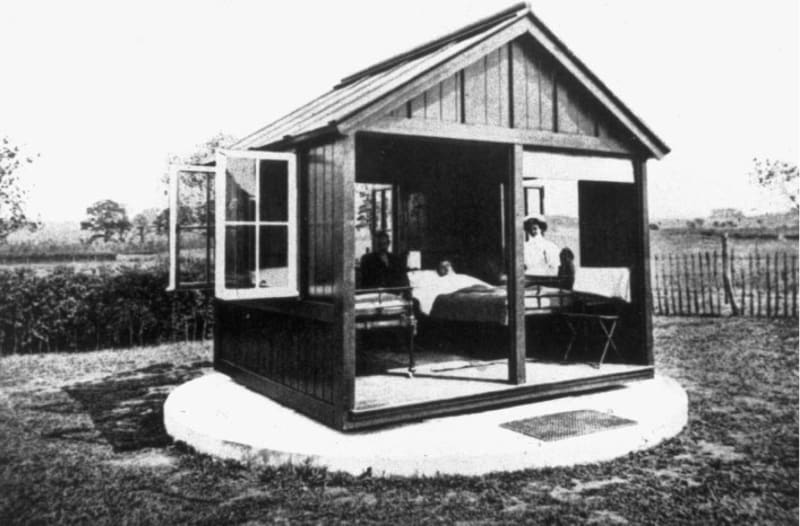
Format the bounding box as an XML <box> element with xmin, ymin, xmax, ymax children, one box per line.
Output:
<box><xmin>216</xmin><ymin>302</ymin><xmax>336</xmax><ymax>403</ymax></box>
<box><xmin>578</xmin><ymin>181</ymin><xmax>637</xmax><ymax>268</ymax></box>
<box><xmin>305</xmin><ymin>144</ymin><xmax>337</xmax><ymax>299</ymax></box>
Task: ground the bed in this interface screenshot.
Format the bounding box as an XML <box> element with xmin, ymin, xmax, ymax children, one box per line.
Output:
<box><xmin>408</xmin><ymin>268</ymin><xmax>630</xmax><ymax>326</ymax></box>
<box><xmin>355</xmin><ymin>287</ymin><xmax>417</xmax><ymax>374</ymax></box>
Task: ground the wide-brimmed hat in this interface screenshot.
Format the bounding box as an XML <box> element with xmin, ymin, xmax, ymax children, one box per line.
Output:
<box><xmin>523</xmin><ymin>213</ymin><xmax>548</xmax><ymax>232</ymax></box>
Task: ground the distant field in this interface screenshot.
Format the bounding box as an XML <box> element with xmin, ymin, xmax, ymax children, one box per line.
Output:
<box><xmin>651</xmin><ymin>228</ymin><xmax>798</xmax><ymax>256</ymax></box>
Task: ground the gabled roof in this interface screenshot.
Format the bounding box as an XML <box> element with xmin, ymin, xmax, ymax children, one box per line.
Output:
<box><xmin>233</xmin><ymin>3</ymin><xmax>669</xmax><ymax>159</ymax></box>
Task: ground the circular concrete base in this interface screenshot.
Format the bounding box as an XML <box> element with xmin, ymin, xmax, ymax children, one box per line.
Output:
<box><xmin>164</xmin><ymin>373</ymin><xmax>687</xmax><ymax>476</ymax></box>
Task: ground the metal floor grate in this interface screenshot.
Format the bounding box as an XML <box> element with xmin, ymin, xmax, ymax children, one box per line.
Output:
<box><xmin>500</xmin><ymin>409</ymin><xmax>637</xmax><ymax>442</ymax></box>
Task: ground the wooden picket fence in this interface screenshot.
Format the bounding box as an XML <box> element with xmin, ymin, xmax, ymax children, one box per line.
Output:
<box><xmin>652</xmin><ymin>250</ymin><xmax>798</xmax><ymax>318</ymax></box>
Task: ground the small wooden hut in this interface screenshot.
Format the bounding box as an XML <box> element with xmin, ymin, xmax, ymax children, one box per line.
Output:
<box><xmin>168</xmin><ymin>3</ymin><xmax>670</xmax><ymax>430</ymax></box>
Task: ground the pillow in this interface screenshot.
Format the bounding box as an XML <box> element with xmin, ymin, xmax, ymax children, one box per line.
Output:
<box><xmin>407</xmin><ymin>270</ymin><xmax>440</xmax><ymax>289</ymax></box>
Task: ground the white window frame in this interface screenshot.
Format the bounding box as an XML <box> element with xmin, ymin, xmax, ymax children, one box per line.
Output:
<box><xmin>215</xmin><ymin>149</ymin><xmax>298</xmax><ymax>300</ymax></box>
<box><xmin>167</xmin><ymin>164</ymin><xmax>216</xmax><ymax>292</ymax></box>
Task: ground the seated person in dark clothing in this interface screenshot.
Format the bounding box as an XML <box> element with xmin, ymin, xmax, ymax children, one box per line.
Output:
<box><xmin>359</xmin><ymin>231</ymin><xmax>409</xmax><ymax>289</ymax></box>
<box><xmin>558</xmin><ymin>247</ymin><xmax>576</xmax><ymax>290</ymax></box>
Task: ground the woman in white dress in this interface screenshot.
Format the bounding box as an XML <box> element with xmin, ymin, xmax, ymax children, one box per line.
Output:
<box><xmin>523</xmin><ymin>214</ymin><xmax>560</xmax><ymax>276</ymax></box>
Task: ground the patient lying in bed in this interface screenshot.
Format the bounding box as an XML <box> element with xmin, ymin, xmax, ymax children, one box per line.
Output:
<box><xmin>409</xmin><ymin>262</ymin><xmax>494</xmax><ymax>316</ymax></box>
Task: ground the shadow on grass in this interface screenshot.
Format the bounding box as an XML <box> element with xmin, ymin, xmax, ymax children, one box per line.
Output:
<box><xmin>63</xmin><ymin>360</ymin><xmax>212</xmax><ymax>452</ymax></box>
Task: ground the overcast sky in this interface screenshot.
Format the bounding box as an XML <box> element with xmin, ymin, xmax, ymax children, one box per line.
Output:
<box><xmin>2</xmin><ymin>0</ymin><xmax>798</xmax><ymax>221</ymax></box>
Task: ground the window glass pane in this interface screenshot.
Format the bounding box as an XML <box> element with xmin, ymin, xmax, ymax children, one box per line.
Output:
<box><xmin>259</xmin><ymin>160</ymin><xmax>288</xmax><ymax>222</ymax></box>
<box><xmin>256</xmin><ymin>225</ymin><xmax>289</xmax><ymax>288</ymax></box>
<box><xmin>225</xmin><ymin>158</ymin><xmax>256</xmax><ymax>221</ymax></box>
<box><xmin>178</xmin><ymin>170</ymin><xmax>211</xmax><ymax>226</ymax></box>
<box><xmin>178</xmin><ymin>228</ymin><xmax>212</xmax><ymax>284</ymax></box>
<box><xmin>225</xmin><ymin>225</ymin><xmax>255</xmax><ymax>288</ymax></box>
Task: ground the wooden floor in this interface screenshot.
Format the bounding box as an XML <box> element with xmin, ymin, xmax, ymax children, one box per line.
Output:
<box><xmin>354</xmin><ymin>354</ymin><xmax>652</xmax><ymax>411</ymax></box>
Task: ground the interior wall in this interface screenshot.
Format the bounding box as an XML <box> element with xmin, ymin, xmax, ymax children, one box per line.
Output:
<box><xmin>357</xmin><ymin>135</ymin><xmax>508</xmax><ymax>283</ymax></box>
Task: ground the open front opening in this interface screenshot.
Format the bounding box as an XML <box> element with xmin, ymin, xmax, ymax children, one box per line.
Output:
<box><xmin>352</xmin><ymin>135</ymin><xmax>651</xmax><ymax>412</ymax></box>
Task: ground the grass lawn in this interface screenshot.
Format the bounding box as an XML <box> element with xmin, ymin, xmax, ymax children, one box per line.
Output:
<box><xmin>0</xmin><ymin>317</ymin><xmax>797</xmax><ymax>525</ymax></box>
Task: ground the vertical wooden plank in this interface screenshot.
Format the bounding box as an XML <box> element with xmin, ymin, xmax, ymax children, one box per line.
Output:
<box><xmin>441</xmin><ymin>74</ymin><xmax>459</xmax><ymax>122</ymax></box>
<box><xmin>458</xmin><ymin>70</ymin><xmax>465</xmax><ymax>123</ymax></box>
<box><xmin>322</xmin><ymin>145</ymin><xmax>330</xmax><ymax>297</ymax></box>
<box><xmin>409</xmin><ymin>91</ymin><xmax>426</xmax><ymax>119</ymax></box>
<box><xmin>511</xmin><ymin>41</ymin><xmax>527</xmax><ymax>129</ymax></box>
<box><xmin>749</xmin><ymin>253</ymin><xmax>755</xmax><ymax>316</ymax></box>
<box><xmin>508</xmin><ymin>144</ymin><xmax>526</xmax><ymax>383</ymax></box>
<box><xmin>499</xmin><ymin>45</ymin><xmax>510</xmax><ymax>128</ymax></box>
<box><xmin>424</xmin><ymin>83</ymin><xmax>442</xmax><ymax>121</ymax></box>
<box><xmin>659</xmin><ymin>255</ymin><xmax>667</xmax><ymax>316</ymax></box>
<box><xmin>665</xmin><ymin>253</ymin><xmax>673</xmax><ymax>314</ymax></box>
<box><xmin>557</xmin><ymin>81</ymin><xmax>580</xmax><ymax>134</ymax></box>
<box><xmin>735</xmin><ymin>250</ymin><xmax>744</xmax><ymax>317</ymax></box>
<box><xmin>575</xmin><ymin>95</ymin><xmax>596</xmax><ymax>136</ymax></box>
<box><xmin>706</xmin><ymin>252</ymin><xmax>715</xmax><ymax>315</ymax></box>
<box><xmin>653</xmin><ymin>254</ymin><xmax>664</xmax><ymax>316</ymax></box>
<box><xmin>485</xmin><ymin>49</ymin><xmax>501</xmax><ymax>126</ymax></box>
<box><xmin>793</xmin><ymin>255</ymin><xmax>797</xmax><ymax>318</ymax></box>
<box><xmin>683</xmin><ymin>254</ymin><xmax>692</xmax><ymax>315</ymax></box>
<box><xmin>774</xmin><ymin>252</ymin><xmax>780</xmax><ymax>317</ymax></box>
<box><xmin>332</xmin><ymin>135</ymin><xmax>356</xmax><ymax>429</ymax></box>
<box><xmin>538</xmin><ymin>57</ymin><xmax>553</xmax><ymax>131</ymax></box>
<box><xmin>633</xmin><ymin>159</ymin><xmax>654</xmax><ymax>363</ymax></box>
<box><xmin>692</xmin><ymin>253</ymin><xmax>700</xmax><ymax>314</ymax></box>
<box><xmin>715</xmin><ymin>251</ymin><xmax>721</xmax><ymax>315</ymax></box>
<box><xmin>697</xmin><ymin>253</ymin><xmax>707</xmax><ymax>315</ymax></box>
<box><xmin>756</xmin><ymin>252</ymin><xmax>762</xmax><ymax>317</ymax></box>
<box><xmin>783</xmin><ymin>253</ymin><xmax>789</xmax><ymax>317</ymax></box>
<box><xmin>662</xmin><ymin>255</ymin><xmax>670</xmax><ymax>315</ymax></box>
<box><xmin>766</xmin><ymin>253</ymin><xmax>772</xmax><ymax>318</ymax></box>
<box><xmin>674</xmin><ymin>254</ymin><xmax>683</xmax><ymax>315</ymax></box>
<box><xmin>463</xmin><ymin>57</ymin><xmax>487</xmax><ymax>125</ymax></box>
<box><xmin>664</xmin><ymin>253</ymin><xmax>678</xmax><ymax>316</ymax></box>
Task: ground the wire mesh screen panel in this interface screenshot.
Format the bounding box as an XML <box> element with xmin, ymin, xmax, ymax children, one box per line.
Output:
<box><xmin>501</xmin><ymin>409</ymin><xmax>637</xmax><ymax>442</ymax></box>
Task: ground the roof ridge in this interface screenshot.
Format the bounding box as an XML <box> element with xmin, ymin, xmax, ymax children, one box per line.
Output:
<box><xmin>334</xmin><ymin>2</ymin><xmax>529</xmax><ymax>89</ymax></box>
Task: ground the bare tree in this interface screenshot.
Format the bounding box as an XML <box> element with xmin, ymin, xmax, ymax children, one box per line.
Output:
<box><xmin>751</xmin><ymin>158</ymin><xmax>799</xmax><ymax>211</ymax></box>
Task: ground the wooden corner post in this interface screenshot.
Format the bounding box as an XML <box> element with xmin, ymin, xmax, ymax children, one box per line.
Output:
<box><xmin>333</xmin><ymin>135</ymin><xmax>357</xmax><ymax>428</ymax></box>
<box><xmin>507</xmin><ymin>143</ymin><xmax>526</xmax><ymax>383</ymax></box>
<box><xmin>633</xmin><ymin>158</ymin><xmax>654</xmax><ymax>365</ymax></box>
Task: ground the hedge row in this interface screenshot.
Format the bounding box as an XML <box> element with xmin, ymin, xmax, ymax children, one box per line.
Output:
<box><xmin>0</xmin><ymin>266</ymin><xmax>212</xmax><ymax>354</ymax></box>
<box><xmin>0</xmin><ymin>252</ymin><xmax>117</xmax><ymax>263</ymax></box>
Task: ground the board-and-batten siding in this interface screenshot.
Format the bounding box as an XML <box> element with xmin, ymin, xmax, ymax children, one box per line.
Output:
<box><xmin>305</xmin><ymin>144</ymin><xmax>337</xmax><ymax>299</ymax></box>
<box><xmin>387</xmin><ymin>38</ymin><xmax>603</xmax><ymax>138</ymax></box>
<box><xmin>216</xmin><ymin>303</ymin><xmax>336</xmax><ymax>404</ymax></box>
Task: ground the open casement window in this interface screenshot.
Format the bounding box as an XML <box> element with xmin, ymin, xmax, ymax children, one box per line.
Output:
<box><xmin>215</xmin><ymin>149</ymin><xmax>298</xmax><ymax>300</ymax></box>
<box><xmin>168</xmin><ymin>165</ymin><xmax>215</xmax><ymax>291</ymax></box>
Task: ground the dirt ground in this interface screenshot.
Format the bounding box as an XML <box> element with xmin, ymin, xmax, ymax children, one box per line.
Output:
<box><xmin>0</xmin><ymin>317</ymin><xmax>797</xmax><ymax>525</ymax></box>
